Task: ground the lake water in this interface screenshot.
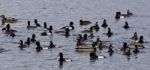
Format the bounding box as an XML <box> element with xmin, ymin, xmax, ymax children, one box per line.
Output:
<box><xmin>0</xmin><ymin>0</ymin><xmax>150</xmax><ymax>70</ymax></box>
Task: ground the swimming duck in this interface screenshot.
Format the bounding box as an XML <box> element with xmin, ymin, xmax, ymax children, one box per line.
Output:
<box><xmin>123</xmin><ymin>21</ymin><xmax>129</xmax><ymax>29</ymax></box>
<box><xmin>132</xmin><ymin>45</ymin><xmax>139</xmax><ymax>54</ymax></box>
<box><xmin>9</xmin><ymin>32</ymin><xmax>16</xmax><ymax>38</ymax></box>
<box><xmin>61</xmin><ymin>21</ymin><xmax>74</xmax><ymax>30</ymax></box>
<box><xmin>101</xmin><ymin>19</ymin><xmax>108</xmax><ymax>28</ymax></box>
<box><xmin>25</xmin><ymin>37</ymin><xmax>31</xmax><ymax>46</ymax></box>
<box><xmin>1</xmin><ymin>15</ymin><xmax>17</xmax><ymax>23</ymax></box>
<box><xmin>108</xmin><ymin>44</ymin><xmax>114</xmax><ymax>56</ymax></box>
<box><xmin>44</xmin><ymin>22</ymin><xmax>47</xmax><ymax>29</ymax></box>
<box><xmin>131</xmin><ymin>32</ymin><xmax>138</xmax><ymax>41</ymax></box>
<box><xmin>115</xmin><ymin>10</ymin><xmax>133</xmax><ymax>19</ymax></box>
<box><xmin>90</xmin><ymin>22</ymin><xmax>100</xmax><ymax>32</ymax></box>
<box><xmin>34</xmin><ymin>19</ymin><xmax>41</xmax><ymax>27</ymax></box>
<box><xmin>59</xmin><ymin>52</ymin><xmax>72</xmax><ymax>62</ymax></box>
<box><xmin>138</xmin><ymin>36</ymin><xmax>144</xmax><ymax>43</ymax></box>
<box><xmin>49</xmin><ymin>41</ymin><xmax>55</xmax><ymax>48</ymax></box>
<box><xmin>120</xmin><ymin>42</ymin><xmax>128</xmax><ymax>52</ymax></box>
<box><xmin>41</xmin><ymin>28</ymin><xmax>52</xmax><ymax>36</ymax></box>
<box><xmin>27</xmin><ymin>20</ymin><xmax>37</xmax><ymax>29</ymax></box>
<box><xmin>98</xmin><ymin>41</ymin><xmax>108</xmax><ymax>50</ymax></box>
<box><xmin>18</xmin><ymin>40</ymin><xmax>28</xmax><ymax>49</ymax></box>
<box><xmin>35</xmin><ymin>41</ymin><xmax>43</xmax><ymax>52</ymax></box>
<box><xmin>80</xmin><ymin>20</ymin><xmax>91</xmax><ymax>25</ymax></box>
<box><xmin>129</xmin><ymin>42</ymin><xmax>144</xmax><ymax>49</ymax></box>
<box><xmin>90</xmin><ymin>52</ymin><xmax>98</xmax><ymax>60</ymax></box>
<box><xmin>4</xmin><ymin>24</ymin><xmax>17</xmax><ymax>33</ymax></box>
<box><xmin>107</xmin><ymin>27</ymin><xmax>113</xmax><ymax>37</ymax></box>
<box><xmin>31</xmin><ymin>34</ymin><xmax>36</xmax><ymax>43</ymax></box>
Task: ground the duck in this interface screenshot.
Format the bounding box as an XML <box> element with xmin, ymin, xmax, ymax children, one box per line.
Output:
<box><xmin>25</xmin><ymin>37</ymin><xmax>31</xmax><ymax>46</ymax></box>
<box><xmin>79</xmin><ymin>20</ymin><xmax>91</xmax><ymax>25</ymax></box>
<box><xmin>4</xmin><ymin>24</ymin><xmax>17</xmax><ymax>33</ymax></box>
<box><xmin>108</xmin><ymin>44</ymin><xmax>114</xmax><ymax>56</ymax></box>
<box><xmin>131</xmin><ymin>32</ymin><xmax>138</xmax><ymax>41</ymax></box>
<box><xmin>31</xmin><ymin>34</ymin><xmax>36</xmax><ymax>43</ymax></box>
<box><xmin>43</xmin><ymin>22</ymin><xmax>47</xmax><ymax>29</ymax></box>
<box><xmin>98</xmin><ymin>41</ymin><xmax>108</xmax><ymax>50</ymax></box>
<box><xmin>115</xmin><ymin>10</ymin><xmax>133</xmax><ymax>19</ymax></box>
<box><xmin>34</xmin><ymin>19</ymin><xmax>41</xmax><ymax>27</ymax></box>
<box><xmin>123</xmin><ymin>21</ymin><xmax>129</xmax><ymax>29</ymax></box>
<box><xmin>106</xmin><ymin>27</ymin><xmax>113</xmax><ymax>37</ymax></box>
<box><xmin>49</xmin><ymin>41</ymin><xmax>55</xmax><ymax>48</ymax></box>
<box><xmin>138</xmin><ymin>36</ymin><xmax>144</xmax><ymax>43</ymax></box>
<box><xmin>41</xmin><ymin>28</ymin><xmax>52</xmax><ymax>36</ymax></box>
<box><xmin>59</xmin><ymin>52</ymin><xmax>72</xmax><ymax>62</ymax></box>
<box><xmin>26</xmin><ymin>20</ymin><xmax>37</xmax><ymax>29</ymax></box>
<box><xmin>90</xmin><ymin>22</ymin><xmax>100</xmax><ymax>32</ymax></box>
<box><xmin>101</xmin><ymin>19</ymin><xmax>108</xmax><ymax>28</ymax></box>
<box><xmin>9</xmin><ymin>32</ymin><xmax>16</xmax><ymax>38</ymax></box>
<box><xmin>129</xmin><ymin>42</ymin><xmax>144</xmax><ymax>49</ymax></box>
<box><xmin>120</xmin><ymin>42</ymin><xmax>128</xmax><ymax>52</ymax></box>
<box><xmin>0</xmin><ymin>15</ymin><xmax>17</xmax><ymax>23</ymax></box>
<box><xmin>35</xmin><ymin>41</ymin><xmax>43</xmax><ymax>52</ymax></box>
<box><xmin>61</xmin><ymin>21</ymin><xmax>74</xmax><ymax>30</ymax></box>
<box><xmin>18</xmin><ymin>40</ymin><xmax>28</xmax><ymax>49</ymax></box>
<box><xmin>90</xmin><ymin>52</ymin><xmax>98</xmax><ymax>60</ymax></box>
<box><xmin>132</xmin><ymin>45</ymin><xmax>139</xmax><ymax>54</ymax></box>
<box><xmin>124</xmin><ymin>48</ymin><xmax>131</xmax><ymax>56</ymax></box>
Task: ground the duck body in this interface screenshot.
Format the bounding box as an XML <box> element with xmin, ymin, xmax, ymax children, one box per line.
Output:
<box><xmin>75</xmin><ymin>45</ymin><xmax>96</xmax><ymax>52</ymax></box>
<box><xmin>80</xmin><ymin>20</ymin><xmax>91</xmax><ymax>25</ymax></box>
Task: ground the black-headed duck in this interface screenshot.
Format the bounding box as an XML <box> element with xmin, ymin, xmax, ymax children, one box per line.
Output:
<box><xmin>121</xmin><ymin>42</ymin><xmax>128</xmax><ymax>52</ymax></box>
<box><xmin>4</xmin><ymin>24</ymin><xmax>17</xmax><ymax>33</ymax></box>
<box><xmin>9</xmin><ymin>32</ymin><xmax>16</xmax><ymax>38</ymax></box>
<box><xmin>123</xmin><ymin>21</ymin><xmax>129</xmax><ymax>29</ymax></box>
<box><xmin>80</xmin><ymin>20</ymin><xmax>91</xmax><ymax>25</ymax></box>
<box><xmin>115</xmin><ymin>10</ymin><xmax>133</xmax><ymax>19</ymax></box>
<box><xmin>41</xmin><ymin>27</ymin><xmax>52</xmax><ymax>36</ymax></box>
<box><xmin>61</xmin><ymin>21</ymin><xmax>74</xmax><ymax>30</ymax></box>
<box><xmin>44</xmin><ymin>22</ymin><xmax>47</xmax><ymax>29</ymax></box>
<box><xmin>59</xmin><ymin>52</ymin><xmax>72</xmax><ymax>62</ymax></box>
<box><xmin>133</xmin><ymin>45</ymin><xmax>139</xmax><ymax>54</ymax></box>
<box><xmin>27</xmin><ymin>20</ymin><xmax>37</xmax><ymax>29</ymax></box>
<box><xmin>25</xmin><ymin>37</ymin><xmax>31</xmax><ymax>45</ymax></box>
<box><xmin>35</xmin><ymin>41</ymin><xmax>43</xmax><ymax>52</ymax></box>
<box><xmin>31</xmin><ymin>34</ymin><xmax>36</xmax><ymax>43</ymax></box>
<box><xmin>101</xmin><ymin>19</ymin><xmax>108</xmax><ymax>28</ymax></box>
<box><xmin>90</xmin><ymin>22</ymin><xmax>100</xmax><ymax>32</ymax></box>
<box><xmin>49</xmin><ymin>41</ymin><xmax>55</xmax><ymax>48</ymax></box>
<box><xmin>107</xmin><ymin>27</ymin><xmax>113</xmax><ymax>37</ymax></box>
<box><xmin>138</xmin><ymin>36</ymin><xmax>144</xmax><ymax>43</ymax></box>
<box><xmin>90</xmin><ymin>52</ymin><xmax>98</xmax><ymax>60</ymax></box>
<box><xmin>34</xmin><ymin>19</ymin><xmax>41</xmax><ymax>27</ymax></box>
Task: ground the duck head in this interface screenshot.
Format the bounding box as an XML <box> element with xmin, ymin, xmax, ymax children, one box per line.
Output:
<box><xmin>69</xmin><ymin>21</ymin><xmax>74</xmax><ymax>29</ymax></box>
